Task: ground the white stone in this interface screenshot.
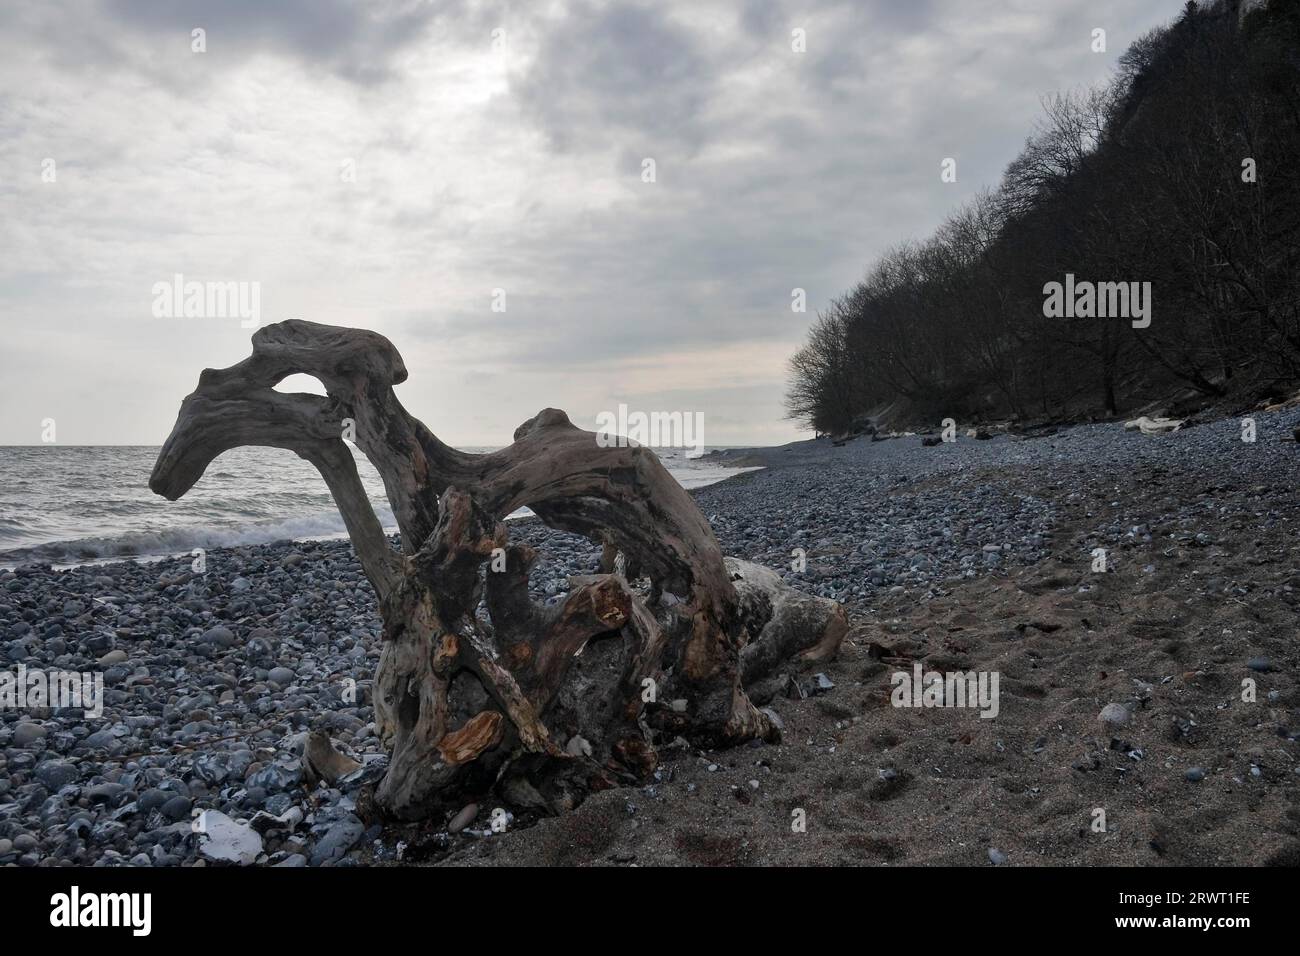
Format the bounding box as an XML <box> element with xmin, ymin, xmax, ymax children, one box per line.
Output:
<box><xmin>1099</xmin><ymin>702</ymin><xmax>1130</xmax><ymax>727</ymax></box>
<box><xmin>1123</xmin><ymin>416</ymin><xmax>1182</xmax><ymax>435</ymax></box>
<box><xmin>196</xmin><ymin>810</ymin><xmax>263</xmax><ymax>866</ymax></box>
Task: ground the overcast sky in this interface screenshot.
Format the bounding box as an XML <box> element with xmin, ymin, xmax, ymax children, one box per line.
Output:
<box><xmin>0</xmin><ymin>0</ymin><xmax>1187</xmax><ymax>447</ymax></box>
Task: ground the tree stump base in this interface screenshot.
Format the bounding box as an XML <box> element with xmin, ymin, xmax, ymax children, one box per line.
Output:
<box><xmin>151</xmin><ymin>321</ymin><xmax>847</xmax><ymax>821</ymax></box>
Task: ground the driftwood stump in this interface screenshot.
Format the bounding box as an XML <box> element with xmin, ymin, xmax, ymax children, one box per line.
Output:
<box><xmin>150</xmin><ymin>321</ymin><xmax>847</xmax><ymax>820</ymax></box>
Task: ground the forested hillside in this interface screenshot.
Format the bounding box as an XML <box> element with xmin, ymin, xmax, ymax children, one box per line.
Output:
<box><xmin>786</xmin><ymin>0</ymin><xmax>1300</xmax><ymax>434</ymax></box>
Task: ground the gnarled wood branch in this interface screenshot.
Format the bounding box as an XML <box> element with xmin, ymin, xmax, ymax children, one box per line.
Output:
<box><xmin>151</xmin><ymin>320</ymin><xmax>847</xmax><ymax>821</ymax></box>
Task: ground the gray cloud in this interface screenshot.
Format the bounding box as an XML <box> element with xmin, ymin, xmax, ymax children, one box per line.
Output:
<box><xmin>0</xmin><ymin>0</ymin><xmax>1190</xmax><ymax>446</ymax></box>
<box><xmin>102</xmin><ymin>0</ymin><xmax>449</xmax><ymax>84</ymax></box>
<box><xmin>511</xmin><ymin>2</ymin><xmax>714</xmax><ymax>153</ymax></box>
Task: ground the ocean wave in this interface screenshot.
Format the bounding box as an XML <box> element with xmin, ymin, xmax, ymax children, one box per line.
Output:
<box><xmin>674</xmin><ymin>466</ymin><xmax>763</xmax><ymax>489</ymax></box>
<box><xmin>0</xmin><ymin>508</ymin><xmax>397</xmax><ymax>568</ymax></box>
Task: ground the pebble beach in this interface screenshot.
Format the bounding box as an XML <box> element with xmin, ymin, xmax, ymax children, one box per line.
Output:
<box><xmin>2</xmin><ymin>409</ymin><xmax>1297</xmax><ymax>866</ymax></box>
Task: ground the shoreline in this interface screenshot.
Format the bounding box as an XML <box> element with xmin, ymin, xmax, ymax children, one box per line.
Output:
<box><xmin>0</xmin><ymin>460</ymin><xmax>766</xmax><ymax>573</ymax></box>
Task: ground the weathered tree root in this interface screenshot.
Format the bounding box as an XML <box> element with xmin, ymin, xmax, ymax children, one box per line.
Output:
<box><xmin>151</xmin><ymin>320</ymin><xmax>846</xmax><ymax>821</ymax></box>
